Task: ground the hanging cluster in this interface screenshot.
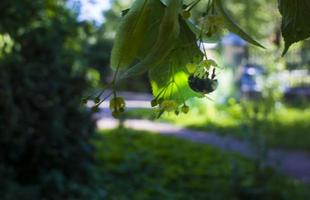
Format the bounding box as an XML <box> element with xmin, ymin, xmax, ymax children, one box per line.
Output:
<box><xmin>186</xmin><ymin>59</ymin><xmax>219</xmax><ymax>94</ymax></box>
<box><xmin>150</xmin><ymin>89</ymin><xmax>190</xmax><ymax>117</ymax></box>
<box><xmin>109</xmin><ymin>96</ymin><xmax>126</xmax><ymax>118</ymax></box>
<box><xmin>83</xmin><ymin>0</ymin><xmax>266</xmax><ymax>118</ymax></box>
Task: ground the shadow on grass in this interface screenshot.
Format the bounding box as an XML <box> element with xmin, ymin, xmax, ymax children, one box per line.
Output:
<box><xmin>94</xmin><ymin>128</ymin><xmax>310</xmax><ymax>200</ymax></box>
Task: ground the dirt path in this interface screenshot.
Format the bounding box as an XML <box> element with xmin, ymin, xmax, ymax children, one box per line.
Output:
<box><xmin>92</xmin><ymin>93</ymin><xmax>310</xmax><ymax>183</ymax></box>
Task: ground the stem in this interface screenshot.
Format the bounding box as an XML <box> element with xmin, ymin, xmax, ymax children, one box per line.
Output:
<box><xmin>186</xmin><ymin>0</ymin><xmax>201</xmax><ymax>11</ymax></box>
<box><xmin>111</xmin><ymin>66</ymin><xmax>120</xmax><ymax>98</ymax></box>
<box><xmin>211</xmin><ymin>0</ymin><xmax>216</xmax><ymax>15</ymax></box>
<box><xmin>94</xmin><ymin>90</ymin><xmax>113</xmax><ymax>108</ymax></box>
<box><xmin>206</xmin><ymin>0</ymin><xmax>212</xmax><ymax>15</ymax></box>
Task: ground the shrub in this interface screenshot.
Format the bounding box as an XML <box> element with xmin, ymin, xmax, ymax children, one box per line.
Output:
<box><xmin>0</xmin><ymin>1</ymin><xmax>102</xmax><ymax>199</ymax></box>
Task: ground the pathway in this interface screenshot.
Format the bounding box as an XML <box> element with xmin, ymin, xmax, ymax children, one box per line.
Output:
<box><xmin>91</xmin><ymin>92</ymin><xmax>310</xmax><ymax>183</ymax></box>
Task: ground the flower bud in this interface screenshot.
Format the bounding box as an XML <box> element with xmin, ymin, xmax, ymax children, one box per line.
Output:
<box><xmin>91</xmin><ymin>106</ymin><xmax>99</xmax><ymax>113</ymax></box>
<box><xmin>186</xmin><ymin>63</ymin><xmax>196</xmax><ymax>74</ymax></box>
<box><xmin>109</xmin><ymin>97</ymin><xmax>125</xmax><ymax>111</ymax></box>
<box><xmin>181</xmin><ymin>104</ymin><xmax>189</xmax><ymax>114</ymax></box>
<box><xmin>94</xmin><ymin>97</ymin><xmax>100</xmax><ymax>104</ymax></box>
<box><xmin>160</xmin><ymin>100</ymin><xmax>177</xmax><ymax>112</ymax></box>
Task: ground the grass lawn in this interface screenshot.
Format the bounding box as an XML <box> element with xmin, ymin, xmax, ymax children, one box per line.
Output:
<box><xmin>123</xmin><ymin>104</ymin><xmax>310</xmax><ymax>151</ymax></box>
<box><xmin>94</xmin><ymin>128</ymin><xmax>310</xmax><ymax>200</ymax></box>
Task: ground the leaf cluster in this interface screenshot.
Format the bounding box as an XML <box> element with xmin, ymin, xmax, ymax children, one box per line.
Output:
<box><xmin>108</xmin><ymin>0</ymin><xmax>310</xmax><ymax>116</ymax></box>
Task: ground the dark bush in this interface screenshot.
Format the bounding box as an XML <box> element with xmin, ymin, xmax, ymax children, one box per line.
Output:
<box><xmin>0</xmin><ymin>0</ymin><xmax>102</xmax><ymax>199</ymax></box>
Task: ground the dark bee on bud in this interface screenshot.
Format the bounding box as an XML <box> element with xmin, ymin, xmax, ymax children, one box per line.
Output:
<box><xmin>188</xmin><ymin>68</ymin><xmax>218</xmax><ymax>94</ymax></box>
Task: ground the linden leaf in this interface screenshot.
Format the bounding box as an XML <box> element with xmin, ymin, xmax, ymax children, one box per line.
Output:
<box><xmin>149</xmin><ymin>18</ymin><xmax>204</xmax><ymax>105</ymax></box>
<box><xmin>110</xmin><ymin>0</ymin><xmax>165</xmax><ymax>70</ymax></box>
<box><xmin>214</xmin><ymin>0</ymin><xmax>265</xmax><ymax>49</ymax></box>
<box><xmin>120</xmin><ymin>0</ymin><xmax>182</xmax><ymax>79</ymax></box>
<box><xmin>278</xmin><ymin>0</ymin><xmax>310</xmax><ymax>55</ymax></box>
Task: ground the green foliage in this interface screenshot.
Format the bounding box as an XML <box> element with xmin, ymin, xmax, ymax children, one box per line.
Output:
<box><xmin>107</xmin><ymin>0</ymin><xmax>310</xmax><ymax>116</ymax></box>
<box><xmin>214</xmin><ymin>0</ymin><xmax>265</xmax><ymax>48</ymax></box>
<box><xmin>110</xmin><ymin>0</ymin><xmax>165</xmax><ymax>70</ymax></box>
<box><xmin>121</xmin><ymin>0</ymin><xmax>182</xmax><ymax>79</ymax></box>
<box><xmin>81</xmin><ymin>22</ymin><xmax>113</xmax><ymax>79</ymax></box>
<box><xmin>216</xmin><ymin>0</ymin><xmax>279</xmax><ymax>40</ymax></box>
<box><xmin>0</xmin><ymin>0</ymin><xmax>102</xmax><ymax>199</ymax></box>
<box><xmin>279</xmin><ymin>0</ymin><xmax>310</xmax><ymax>55</ymax></box>
<box><xmin>95</xmin><ymin>129</ymin><xmax>310</xmax><ymax>200</ymax></box>
<box><xmin>149</xmin><ymin>18</ymin><xmax>203</xmax><ymax>106</ymax></box>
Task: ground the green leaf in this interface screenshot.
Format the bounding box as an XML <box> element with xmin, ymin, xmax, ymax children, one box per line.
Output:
<box><xmin>214</xmin><ymin>0</ymin><xmax>265</xmax><ymax>49</ymax></box>
<box><xmin>149</xmin><ymin>18</ymin><xmax>204</xmax><ymax>105</ymax></box>
<box><xmin>110</xmin><ymin>0</ymin><xmax>165</xmax><ymax>70</ymax></box>
<box><xmin>186</xmin><ymin>20</ymin><xmax>221</xmax><ymax>43</ymax></box>
<box><xmin>120</xmin><ymin>0</ymin><xmax>182</xmax><ymax>79</ymax></box>
<box><xmin>278</xmin><ymin>0</ymin><xmax>310</xmax><ymax>56</ymax></box>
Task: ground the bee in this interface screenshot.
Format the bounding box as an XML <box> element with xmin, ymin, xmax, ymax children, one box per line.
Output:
<box><xmin>188</xmin><ymin>68</ymin><xmax>218</xmax><ymax>94</ymax></box>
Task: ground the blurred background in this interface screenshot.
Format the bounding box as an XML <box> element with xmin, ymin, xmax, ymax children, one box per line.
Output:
<box><xmin>0</xmin><ymin>0</ymin><xmax>309</xmax><ymax>199</ymax></box>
